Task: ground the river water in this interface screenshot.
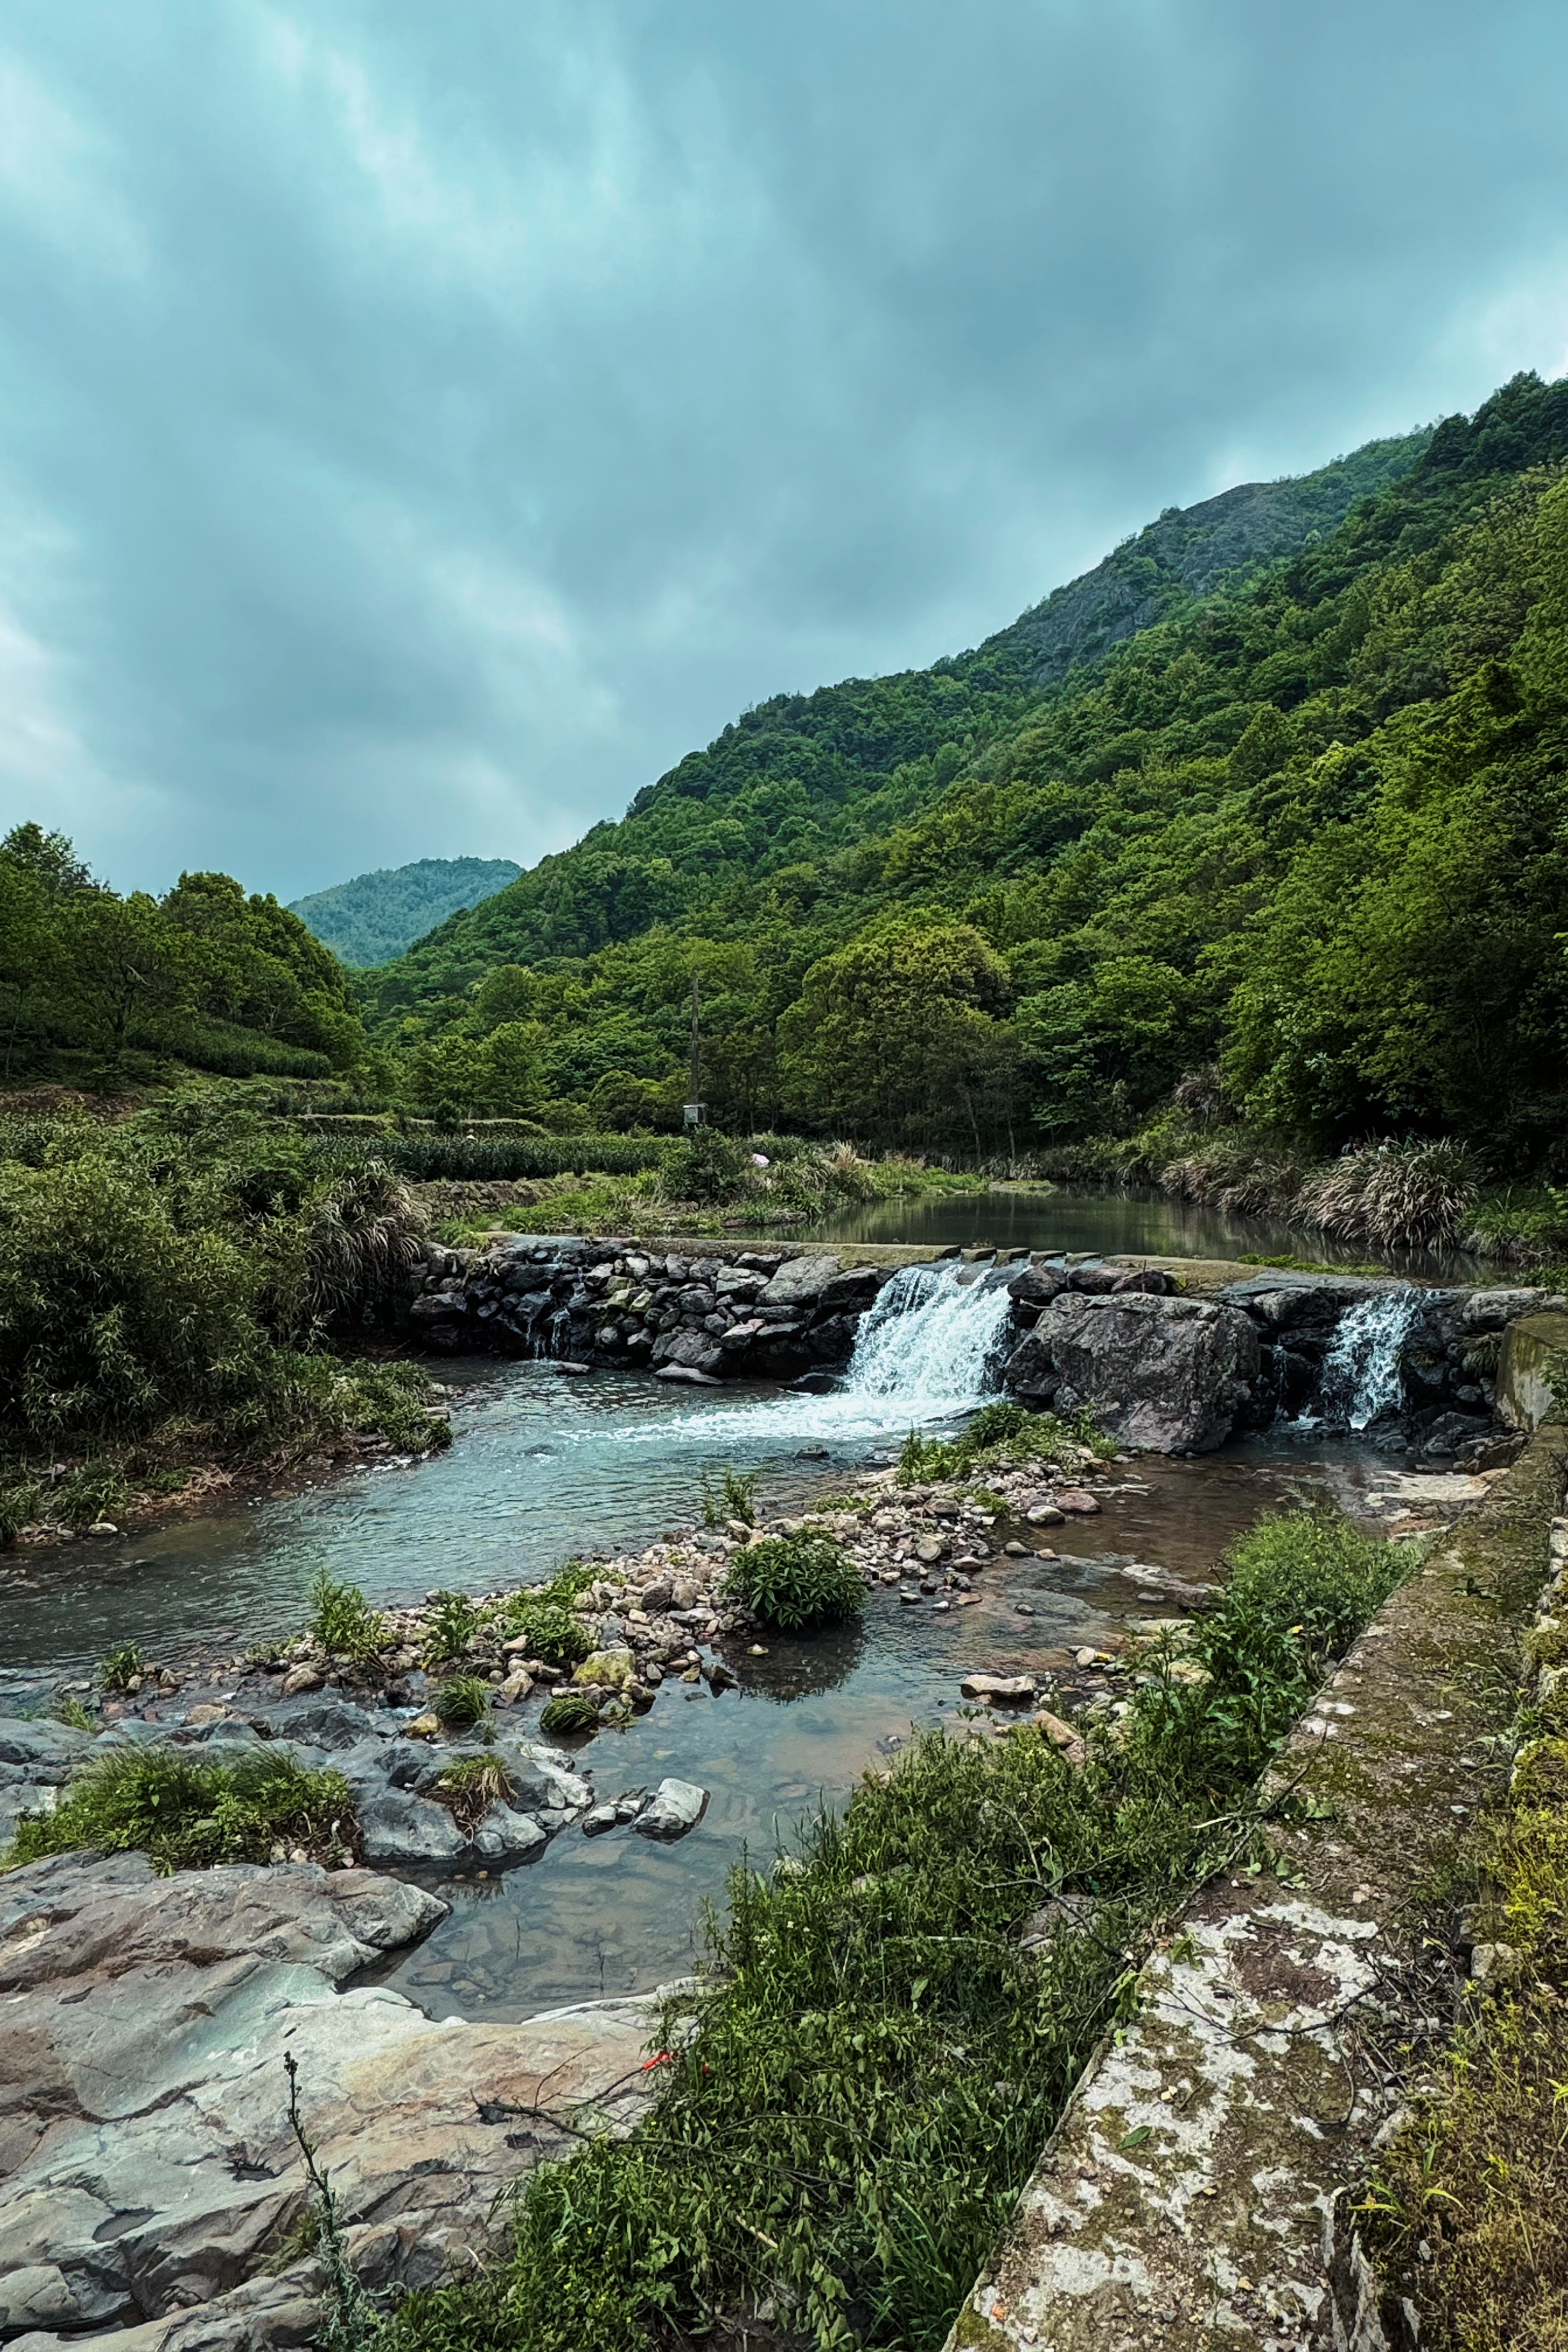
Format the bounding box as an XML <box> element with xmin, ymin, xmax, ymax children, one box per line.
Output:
<box><xmin>0</xmin><ymin>1234</ymin><xmax>1438</xmax><ymax>2021</ymax></box>
<box><xmin>815</xmin><ymin>1183</ymin><xmax>1486</xmax><ymax>1276</ymax></box>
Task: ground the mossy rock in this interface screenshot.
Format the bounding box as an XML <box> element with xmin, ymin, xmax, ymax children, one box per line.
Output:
<box><xmin>571</xmin><ymin>1647</ymin><xmax>637</xmax><ymax>1690</ymax></box>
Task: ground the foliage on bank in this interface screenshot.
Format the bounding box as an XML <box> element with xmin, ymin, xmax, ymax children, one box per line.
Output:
<box><xmin>0</xmin><ymin>1097</ymin><xmax>449</xmax><ymax>1541</ymax></box>
<box><xmin>385</xmin><ymin>1506</ymin><xmax>1410</xmax><ymax>2352</ymax></box>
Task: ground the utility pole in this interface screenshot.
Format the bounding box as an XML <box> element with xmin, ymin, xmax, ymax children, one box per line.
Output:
<box><xmin>685</xmin><ymin>973</ymin><xmax>704</xmax><ymax>1126</ymax></box>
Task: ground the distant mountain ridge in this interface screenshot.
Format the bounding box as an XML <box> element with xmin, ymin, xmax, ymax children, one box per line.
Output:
<box><xmin>290</xmin><ymin>857</ymin><xmax>522</xmax><ymax>966</ymax></box>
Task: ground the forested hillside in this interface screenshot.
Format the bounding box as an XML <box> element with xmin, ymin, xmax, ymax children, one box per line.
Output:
<box><xmin>289</xmin><ymin>856</ymin><xmax>522</xmax><ymax>967</ymax></box>
<box><xmin>363</xmin><ymin>432</ymin><xmax>1423</xmax><ymax>999</ymax></box>
<box><xmin>6</xmin><ymin>374</ymin><xmax>1565</xmax><ymax>1184</ymax></box>
<box><xmin>361</xmin><ymin>373</ymin><xmax>1568</xmax><ymax>1171</ymax></box>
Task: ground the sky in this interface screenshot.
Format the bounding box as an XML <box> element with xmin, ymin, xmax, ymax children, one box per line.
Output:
<box><xmin>1</xmin><ymin>2</ymin><xmax>1566</xmax><ymax>903</ymax></box>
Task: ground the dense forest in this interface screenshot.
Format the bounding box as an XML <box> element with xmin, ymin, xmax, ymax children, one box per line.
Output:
<box><xmin>289</xmin><ymin>856</ymin><xmax>522</xmax><ymax>968</ymax></box>
<box><xmin>6</xmin><ymin>373</ymin><xmax>1568</xmax><ymax>1192</ymax></box>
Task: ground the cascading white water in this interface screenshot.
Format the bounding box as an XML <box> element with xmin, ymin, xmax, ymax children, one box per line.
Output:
<box><xmin>1319</xmin><ymin>1287</ymin><xmax>1419</xmax><ymax>1429</ymax></box>
<box><xmin>604</xmin><ymin>1260</ymin><xmax>1016</xmax><ymax>1453</ymax></box>
<box><xmin>838</xmin><ymin>1262</ymin><xmax>1015</xmax><ymax>1412</ymax></box>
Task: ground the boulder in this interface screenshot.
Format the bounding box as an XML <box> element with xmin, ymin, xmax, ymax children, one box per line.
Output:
<box><xmin>471</xmin><ymin>1804</ymin><xmax>547</xmax><ymax>1861</ymax></box>
<box><xmin>754</xmin><ymin>1256</ymin><xmax>841</xmax><ymax>1313</ymax></box>
<box><xmin>633</xmin><ymin>1777</ymin><xmax>708</xmax><ymax>1841</ymax></box>
<box><xmin>261</xmin><ymin>1699</ymin><xmax>380</xmax><ymax>1751</ymax></box>
<box><xmin>959</xmin><ymin>1674</ymin><xmax>1037</xmax><ymax>1703</ymax></box>
<box><xmin>357</xmin><ymin>1790</ymin><xmax>467</xmax><ymax>1866</ymax></box>
<box><xmin>571</xmin><ymin>1649</ymin><xmax>638</xmax><ymax>1692</ymax></box>
<box><xmin>1006</xmin><ymin>1263</ymin><xmax>1071</xmax><ymax>1319</ymax></box>
<box><xmin>1007</xmin><ymin>1292</ymin><xmax>1260</xmax><ymax>1453</ymax></box>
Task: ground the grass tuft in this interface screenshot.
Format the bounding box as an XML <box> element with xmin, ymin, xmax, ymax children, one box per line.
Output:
<box><xmin>431</xmin><ymin>1676</ymin><xmax>492</xmax><ymax>1732</ymax></box>
<box><xmin>540</xmin><ymin>1689</ymin><xmax>600</xmax><ymax>1736</ymax></box>
<box><xmin>5</xmin><ymin>1746</ymin><xmax>357</xmax><ymax>1874</ymax></box>
<box><xmin>308</xmin><ymin>1572</ymin><xmax>387</xmax><ymax>1661</ymax></box>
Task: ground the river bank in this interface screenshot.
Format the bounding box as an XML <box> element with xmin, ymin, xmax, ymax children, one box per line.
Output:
<box><xmin>2</xmin><ymin>1241</ymin><xmax>1553</xmax><ymax>2352</ymax></box>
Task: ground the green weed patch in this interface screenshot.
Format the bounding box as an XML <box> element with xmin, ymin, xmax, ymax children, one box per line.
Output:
<box><xmin>5</xmin><ymin>1746</ymin><xmax>356</xmax><ymax>1874</ymax></box>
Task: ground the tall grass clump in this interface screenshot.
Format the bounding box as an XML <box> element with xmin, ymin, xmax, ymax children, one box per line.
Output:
<box><xmin>308</xmin><ymin>1572</ymin><xmax>387</xmax><ymax>1662</ymax></box>
<box><xmin>722</xmin><ymin>1534</ymin><xmax>865</xmax><ymax>1632</ymax></box>
<box><xmin>391</xmin><ymin>1504</ymin><xmax>1412</xmax><ymax>2352</ymax></box>
<box><xmin>1298</xmin><ymin>1137</ymin><xmax>1481</xmax><ymax>1252</ymax></box>
<box><xmin>700</xmin><ymin>1465</ymin><xmax>758</xmax><ymax>1528</ymax></box>
<box><xmin>5</xmin><ymin>1747</ymin><xmax>356</xmax><ymax>1874</ymax></box>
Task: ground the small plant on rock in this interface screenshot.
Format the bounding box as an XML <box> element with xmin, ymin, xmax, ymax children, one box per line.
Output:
<box><xmin>307</xmin><ymin>1572</ymin><xmax>386</xmax><ymax>1662</ymax></box>
<box><xmin>52</xmin><ymin>1692</ymin><xmax>95</xmax><ymax>1732</ymax></box>
<box><xmin>723</xmin><ymin>1535</ymin><xmax>865</xmax><ymax>1633</ymax></box>
<box><xmin>422</xmin><ymin>1588</ymin><xmax>481</xmax><ymax>1666</ymax></box>
<box><xmin>99</xmin><ymin>1643</ymin><xmax>143</xmax><ymax>1694</ymax></box>
<box><xmin>432</xmin><ymin>1674</ymin><xmax>491</xmax><ymax>1731</ymax></box>
<box><xmin>432</xmin><ymin>1753</ymin><xmax>514</xmax><ymax>1833</ymax></box>
<box><xmin>540</xmin><ymin>1689</ymin><xmax>600</xmax><ymax>1736</ymax></box>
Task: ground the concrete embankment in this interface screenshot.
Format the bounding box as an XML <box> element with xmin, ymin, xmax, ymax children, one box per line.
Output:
<box><xmin>944</xmin><ymin>1422</ymin><xmax>1568</xmax><ymax>2352</ymax></box>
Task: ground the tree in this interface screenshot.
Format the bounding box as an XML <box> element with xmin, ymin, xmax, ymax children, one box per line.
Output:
<box><xmin>778</xmin><ymin>920</ymin><xmax>1015</xmax><ymax>1147</ymax></box>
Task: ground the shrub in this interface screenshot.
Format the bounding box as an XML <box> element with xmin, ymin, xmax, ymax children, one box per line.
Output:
<box><xmin>307</xmin><ymin>1572</ymin><xmax>386</xmax><ymax>1662</ymax></box>
<box><xmin>6</xmin><ymin>1747</ymin><xmax>356</xmax><ymax>1873</ymax></box>
<box><xmin>540</xmin><ymin>1689</ymin><xmax>599</xmax><ymax>1736</ymax></box>
<box><xmin>431</xmin><ymin>1675</ymin><xmax>491</xmax><ymax>1731</ymax></box>
<box><xmin>723</xmin><ymin>1535</ymin><xmax>865</xmax><ymax>1632</ymax></box>
<box><xmin>657</xmin><ymin>1127</ymin><xmax>747</xmax><ymax>1205</ymax></box>
<box><xmin>493</xmin><ymin>1593</ymin><xmax>595</xmax><ymax>1669</ymax></box>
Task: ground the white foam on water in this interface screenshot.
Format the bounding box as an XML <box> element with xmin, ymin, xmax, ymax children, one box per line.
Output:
<box><xmin>584</xmin><ymin>1261</ymin><xmax>1016</xmax><ymax>1454</ymax></box>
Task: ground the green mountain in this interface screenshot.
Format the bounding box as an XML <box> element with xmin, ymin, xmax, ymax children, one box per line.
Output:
<box><xmin>359</xmin><ymin>372</ymin><xmax>1568</xmax><ymax>1167</ymax></box>
<box><xmin>290</xmin><ymin>857</ymin><xmax>522</xmax><ymax>967</ymax></box>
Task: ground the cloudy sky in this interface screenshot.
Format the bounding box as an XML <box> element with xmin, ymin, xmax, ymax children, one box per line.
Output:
<box><xmin>1</xmin><ymin>1</ymin><xmax>1565</xmax><ymax>902</ymax></box>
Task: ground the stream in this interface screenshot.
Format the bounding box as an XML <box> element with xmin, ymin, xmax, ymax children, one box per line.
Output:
<box><xmin>1</xmin><ymin>1240</ymin><xmax>1454</xmax><ymax>2022</ymax></box>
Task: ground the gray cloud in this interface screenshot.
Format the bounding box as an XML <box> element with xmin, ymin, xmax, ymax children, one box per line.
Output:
<box><xmin>0</xmin><ymin>0</ymin><xmax>1564</xmax><ymax>897</ymax></box>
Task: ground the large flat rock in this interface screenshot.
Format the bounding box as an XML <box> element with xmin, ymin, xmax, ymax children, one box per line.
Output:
<box><xmin>0</xmin><ymin>1854</ymin><xmax>661</xmax><ymax>2348</ymax></box>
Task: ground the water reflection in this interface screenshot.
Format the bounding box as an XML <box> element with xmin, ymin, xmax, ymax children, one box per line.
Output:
<box><xmin>814</xmin><ymin>1185</ymin><xmax>1486</xmax><ymax>1278</ymax></box>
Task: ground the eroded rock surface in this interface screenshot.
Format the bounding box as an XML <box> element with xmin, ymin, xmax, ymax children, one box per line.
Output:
<box><xmin>0</xmin><ymin>1854</ymin><xmax>660</xmax><ymax>2350</ymax></box>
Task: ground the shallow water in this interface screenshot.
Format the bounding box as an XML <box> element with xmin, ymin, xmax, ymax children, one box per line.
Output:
<box><xmin>0</xmin><ymin>1250</ymin><xmax>1428</xmax><ymax>2025</ymax></box>
<box><xmin>366</xmin><ymin>1440</ymin><xmax>1353</xmax><ymax>2021</ymax></box>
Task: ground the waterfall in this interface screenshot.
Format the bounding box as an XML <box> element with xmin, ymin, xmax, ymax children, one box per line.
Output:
<box><xmin>839</xmin><ymin>1263</ymin><xmax>1014</xmax><ymax>1414</ymax></box>
<box><xmin>1319</xmin><ymin>1288</ymin><xmax>1419</xmax><ymax>1429</ymax></box>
